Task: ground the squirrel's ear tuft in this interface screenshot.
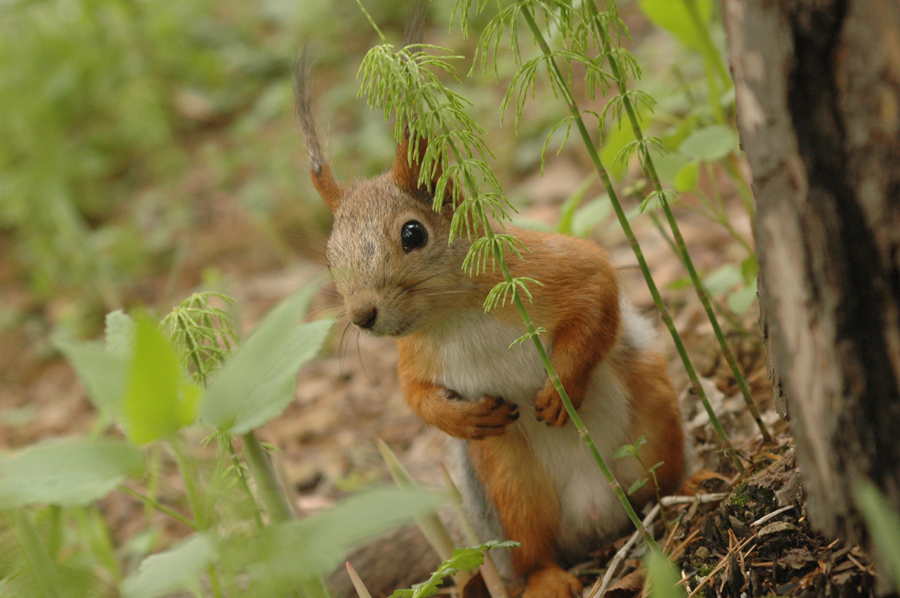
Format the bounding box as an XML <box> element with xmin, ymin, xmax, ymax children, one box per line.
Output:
<box><xmin>310</xmin><ymin>163</ymin><xmax>344</xmax><ymax>212</ymax></box>
<box><xmin>392</xmin><ymin>131</ymin><xmax>443</xmax><ymax>200</ymax></box>
<box><xmin>293</xmin><ymin>48</ymin><xmax>344</xmax><ymax>212</ymax></box>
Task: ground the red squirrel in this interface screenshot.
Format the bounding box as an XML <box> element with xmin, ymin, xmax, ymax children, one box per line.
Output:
<box><xmin>295</xmin><ymin>56</ymin><xmax>685</xmax><ymax>598</ymax></box>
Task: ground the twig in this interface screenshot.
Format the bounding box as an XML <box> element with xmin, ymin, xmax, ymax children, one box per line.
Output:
<box><xmin>660</xmin><ymin>493</ymin><xmax>729</xmax><ymax>507</ymax></box>
<box><xmin>587</xmin><ymin>504</ymin><xmax>660</xmax><ymax>598</ymax></box>
<box><xmin>750</xmin><ymin>504</ymin><xmax>794</xmax><ymax>528</ymax></box>
<box><xmin>683</xmin><ymin>535</ymin><xmax>755</xmax><ymax>598</ymax></box>
<box><xmin>346</xmin><ymin>562</ymin><xmax>374</xmax><ymax>598</ymax></box>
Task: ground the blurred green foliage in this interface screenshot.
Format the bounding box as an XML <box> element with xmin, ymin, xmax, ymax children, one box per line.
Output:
<box><xmin>0</xmin><ymin>0</ymin><xmax>751</xmax><ymax>333</ymax></box>
<box><xmin>0</xmin><ymin>0</ymin><xmax>429</xmax><ymax>329</ymax></box>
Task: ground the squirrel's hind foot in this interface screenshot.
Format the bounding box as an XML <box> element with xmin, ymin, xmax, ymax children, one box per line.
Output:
<box><xmin>521</xmin><ymin>565</ymin><xmax>582</xmax><ymax>598</ymax></box>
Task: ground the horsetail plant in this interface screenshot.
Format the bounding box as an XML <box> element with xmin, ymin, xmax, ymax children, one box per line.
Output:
<box><xmin>354</xmin><ymin>2</ymin><xmax>663</xmax><ymax>553</ymax></box>
<box><xmin>466</xmin><ymin>0</ymin><xmax>759</xmax><ymax>467</ymax></box>
<box><xmin>582</xmin><ymin>0</ymin><xmax>771</xmax><ymax>443</ymax></box>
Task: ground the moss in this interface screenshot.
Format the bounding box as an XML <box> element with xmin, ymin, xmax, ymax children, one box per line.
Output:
<box><xmin>696</xmin><ymin>563</ymin><xmax>715</xmax><ymax>577</ymax></box>
<box><xmin>729</xmin><ymin>480</ymin><xmax>752</xmax><ymax>508</ymax></box>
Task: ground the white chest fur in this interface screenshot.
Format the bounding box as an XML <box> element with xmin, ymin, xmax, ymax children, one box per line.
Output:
<box><xmin>435</xmin><ymin>310</ymin><xmax>644</xmax><ymax>563</ymax></box>
<box><xmin>435</xmin><ymin>312</ymin><xmax>546</xmax><ymax>404</ymax></box>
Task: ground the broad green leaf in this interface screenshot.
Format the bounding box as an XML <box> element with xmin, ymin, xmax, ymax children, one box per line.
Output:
<box><xmin>510</xmin><ymin>217</ymin><xmax>555</xmax><ymax>233</ymax></box>
<box><xmin>728</xmin><ymin>280</ymin><xmax>758</xmax><ymax>315</ymax></box>
<box><xmin>703</xmin><ymin>264</ymin><xmax>742</xmax><ymax>295</ymax></box>
<box><xmin>649</xmin><ymin>151</ymin><xmax>690</xmax><ymax>187</ymax></box>
<box><xmin>639</xmin><ymin>0</ymin><xmax>713</xmax><ymax>53</ymax></box>
<box><xmin>203</xmin><ymin>283</ymin><xmax>333</xmax><ymax>434</ymax></box>
<box><xmin>224</xmin><ymin>487</ymin><xmax>443</xmax><ymax>595</ymax></box>
<box><xmin>741</xmin><ymin>254</ymin><xmax>759</xmax><ymax>282</ymax></box>
<box><xmin>673</xmin><ymin>162</ymin><xmax>699</xmax><ymax>192</ymax></box>
<box><xmin>121</xmin><ymin>534</ymin><xmax>216</xmax><ymax>598</ymax></box>
<box><xmin>54</xmin><ymin>338</ymin><xmax>127</xmax><ymax>417</ymax></box>
<box><xmin>377</xmin><ymin>439</ymin><xmax>455</xmax><ymax>561</ymax></box>
<box><xmin>666</xmin><ymin>275</ymin><xmax>693</xmax><ymax>291</ymax></box>
<box><xmin>122</xmin><ymin>317</ymin><xmax>201</xmax><ymax>445</ymax></box>
<box><xmin>0</xmin><ymin>438</ymin><xmax>144</xmax><ymax>509</ymax></box>
<box><xmin>556</xmin><ymin>176</ymin><xmax>593</xmax><ymax>235</ymax></box>
<box><xmin>678</xmin><ymin>125</ymin><xmax>738</xmax><ymax>162</ymax></box>
<box><xmin>646</xmin><ymin>549</ymin><xmax>686</xmax><ymax>598</ymax></box>
<box><xmin>572</xmin><ymin>196</ymin><xmax>612</xmax><ymax>238</ymax></box>
<box><xmin>13</xmin><ymin>511</ymin><xmax>64</xmax><ymax>598</ymax></box>
<box><xmin>607</xmin><ymin>203</ymin><xmax>646</xmax><ymax>232</ymax></box>
<box><xmin>601</xmin><ymin>113</ymin><xmax>646</xmax><ymax>180</ymax></box>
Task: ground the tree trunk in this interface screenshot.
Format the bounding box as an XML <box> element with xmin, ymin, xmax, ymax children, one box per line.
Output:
<box><xmin>723</xmin><ymin>0</ymin><xmax>900</xmax><ymax>591</ymax></box>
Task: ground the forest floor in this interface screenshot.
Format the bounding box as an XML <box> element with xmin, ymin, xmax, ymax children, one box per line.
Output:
<box><xmin>0</xmin><ymin>153</ymin><xmax>880</xmax><ymax>597</ymax></box>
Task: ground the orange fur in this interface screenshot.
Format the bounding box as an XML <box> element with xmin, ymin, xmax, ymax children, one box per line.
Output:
<box><xmin>311</xmin><ymin>163</ymin><xmax>344</xmax><ymax>212</ymax></box>
<box><xmin>621</xmin><ymin>351</ymin><xmax>686</xmax><ymax>502</ymax></box>
<box><xmin>468</xmin><ymin>430</ymin><xmax>560</xmax><ymax>576</ymax></box>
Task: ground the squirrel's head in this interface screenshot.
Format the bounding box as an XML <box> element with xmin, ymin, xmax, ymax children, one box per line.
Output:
<box><xmin>294</xmin><ymin>57</ymin><xmax>470</xmax><ymax>337</ymax></box>
<box><xmin>323</xmin><ymin>136</ymin><xmax>470</xmax><ymax>337</ymax></box>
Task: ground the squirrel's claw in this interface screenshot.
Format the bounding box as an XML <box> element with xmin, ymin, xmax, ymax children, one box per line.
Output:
<box><xmin>461</xmin><ymin>395</ymin><xmax>519</xmax><ymax>440</ymax></box>
<box><xmin>534</xmin><ymin>384</ymin><xmax>570</xmax><ymax>427</ymax></box>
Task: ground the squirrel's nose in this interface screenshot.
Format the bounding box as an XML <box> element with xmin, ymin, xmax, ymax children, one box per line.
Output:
<box><xmin>350</xmin><ymin>307</ymin><xmax>378</xmax><ymax>330</ymax></box>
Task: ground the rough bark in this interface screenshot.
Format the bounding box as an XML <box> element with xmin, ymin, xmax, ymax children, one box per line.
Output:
<box><xmin>724</xmin><ymin>0</ymin><xmax>900</xmax><ymax>590</ymax></box>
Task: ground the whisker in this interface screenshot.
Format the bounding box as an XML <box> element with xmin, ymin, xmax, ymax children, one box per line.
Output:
<box><xmin>337</xmin><ymin>320</ymin><xmax>354</xmax><ymax>377</ymax></box>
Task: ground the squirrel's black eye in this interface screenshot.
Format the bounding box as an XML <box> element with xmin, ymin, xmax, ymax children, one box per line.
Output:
<box><xmin>401</xmin><ymin>220</ymin><xmax>428</xmax><ymax>252</ymax></box>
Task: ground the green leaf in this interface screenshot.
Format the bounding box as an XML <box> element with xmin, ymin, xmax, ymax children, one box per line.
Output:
<box><xmin>646</xmin><ymin>549</ymin><xmax>686</xmax><ymax>598</ymax></box>
<box><xmin>121</xmin><ymin>534</ymin><xmax>216</xmax><ymax>598</ymax></box>
<box><xmin>510</xmin><ymin>217</ymin><xmax>555</xmax><ymax>233</ymax></box>
<box><xmin>666</xmin><ymin>275</ymin><xmax>693</xmax><ymax>291</ymax></box>
<box><xmin>104</xmin><ymin>310</ymin><xmax>135</xmax><ymax>360</ymax></box>
<box><xmin>54</xmin><ymin>338</ymin><xmax>127</xmax><ymax>417</ymax></box>
<box><xmin>203</xmin><ymin>316</ymin><xmax>334</xmax><ymax>435</ymax></box>
<box><xmin>556</xmin><ymin>176</ymin><xmax>594</xmax><ymax>235</ymax></box>
<box><xmin>727</xmin><ymin>279</ymin><xmax>758</xmax><ymax>315</ymax></box>
<box><xmin>224</xmin><ymin>487</ymin><xmax>444</xmax><ymax>594</ymax></box>
<box><xmin>650</xmin><ymin>151</ymin><xmax>690</xmax><ymax>187</ymax></box>
<box><xmin>678</xmin><ymin>125</ymin><xmax>738</xmax><ymax>162</ymax></box>
<box><xmin>122</xmin><ymin>317</ymin><xmax>201</xmax><ymax>445</ymax></box>
<box><xmin>0</xmin><ymin>438</ymin><xmax>144</xmax><ymax>509</ymax></box>
<box><xmin>741</xmin><ymin>254</ymin><xmax>759</xmax><ymax>283</ymax></box>
<box><xmin>601</xmin><ymin>113</ymin><xmax>646</xmax><ymax>180</ymax></box>
<box><xmin>571</xmin><ymin>195</ymin><xmax>612</xmax><ymax>238</ymax></box>
<box><xmin>639</xmin><ymin>0</ymin><xmax>713</xmax><ymax>53</ymax></box>
<box><xmin>703</xmin><ymin>264</ymin><xmax>742</xmax><ymax>295</ymax></box>
<box><xmin>613</xmin><ymin>444</ymin><xmax>635</xmax><ymax>460</ymax></box>
<box><xmin>13</xmin><ymin>511</ymin><xmax>63</xmax><ymax>598</ymax></box>
<box><xmin>390</xmin><ymin>541</ymin><xmax>518</xmax><ymax>598</ymax></box>
<box><xmin>673</xmin><ymin>162</ymin><xmax>700</xmax><ymax>192</ymax></box>
<box><xmin>627</xmin><ymin>478</ymin><xmax>649</xmax><ymax>495</ymax></box>
<box><xmin>855</xmin><ymin>480</ymin><xmax>900</xmax><ymax>592</ymax></box>
<box><xmin>201</xmin><ymin>282</ymin><xmax>329</xmax><ymax>434</ymax></box>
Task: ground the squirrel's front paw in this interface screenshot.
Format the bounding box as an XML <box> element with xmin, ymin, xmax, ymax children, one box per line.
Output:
<box><xmin>454</xmin><ymin>395</ymin><xmax>519</xmax><ymax>439</ymax></box>
<box><xmin>535</xmin><ymin>382</ymin><xmax>569</xmax><ymax>427</ymax></box>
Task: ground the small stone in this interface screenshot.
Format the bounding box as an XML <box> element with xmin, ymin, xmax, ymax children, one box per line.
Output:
<box><xmin>695</xmin><ymin>545</ymin><xmax>711</xmax><ymax>560</ymax></box>
<box><xmin>730</xmin><ymin>514</ymin><xmax>751</xmax><ymax>537</ymax></box>
<box><xmin>758</xmin><ymin>521</ymin><xmax>800</xmax><ymax>538</ymax></box>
